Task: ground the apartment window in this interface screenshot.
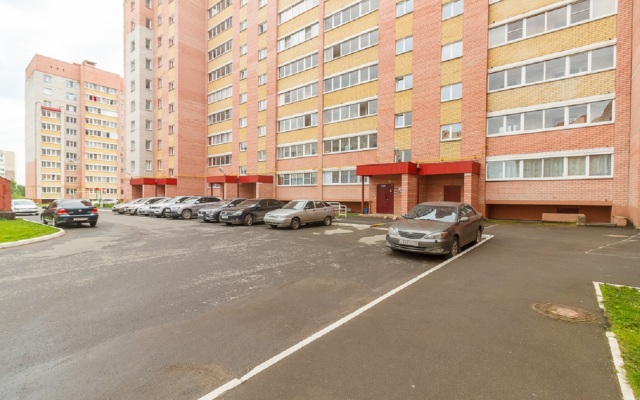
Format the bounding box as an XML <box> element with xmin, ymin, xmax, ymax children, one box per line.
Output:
<box><xmin>442</xmin><ymin>0</ymin><xmax>463</xmax><ymax>20</ymax></box>
<box><xmin>487</xmin><ymin>98</ymin><xmax>614</xmax><ymax>136</ymax></box>
<box><xmin>442</xmin><ymin>41</ymin><xmax>462</xmax><ymax>61</ymax></box>
<box><xmin>44</xmin><ymin>100</ymin><xmax>52</xmax><ymax>106</ymax></box>
<box><xmin>168</xmin><ymin>124</ymin><xmax>174</xmax><ymax>134</ymax></box>
<box><xmin>145</xmin><ymin>100</ymin><xmax>153</xmax><ymax>110</ymax></box>
<box><xmin>146</xmin><ymin>38</ymin><xmax>152</xmax><ymax>49</ymax></box>
<box><xmin>169</xmin><ymin>168</ymin><xmax>174</xmax><ymax>177</ymax></box>
<box><xmin>395</xmin><ymin>74</ymin><xmax>413</xmax><ymax>91</ymax></box>
<box><xmin>278</xmin><ymin>23</ymin><xmax>319</xmax><ymax>52</ymax></box>
<box><xmin>157</xmin><ymin>15</ymin><xmax>162</xmax><ymax>26</ymax></box>
<box><xmin>157</xmin><ymin>160</ymin><xmax>162</xmax><ymax>170</ymax></box>
<box><xmin>44</xmin><ymin>74</ymin><xmax>52</xmax><ymax>83</ymax></box>
<box><xmin>489</xmin><ymin>0</ymin><xmax>617</xmax><ymax>47</ymax></box>
<box><xmin>209</xmin><ymin>86</ymin><xmax>232</xmax><ymax>104</ymax></box>
<box><xmin>258</xmin><ymin>48</ymin><xmax>267</xmax><ymax>60</ymax></box>
<box><xmin>43</xmin><ymin>88</ymin><xmax>52</xmax><ymax>95</ymax></box>
<box><xmin>240</xmin><ymin>45</ymin><xmax>247</xmax><ymax>55</ymax></box>
<box><xmin>169</xmin><ymin>15</ymin><xmax>174</xmax><ymax>24</ymax></box>
<box><xmin>209</xmin><ymin>39</ymin><xmax>233</xmax><ymax>61</ymax></box>
<box><xmin>158</xmin><ymin>98</ymin><xmax>163</xmax><ymax>109</ymax></box>
<box><xmin>169</xmin><ymin>37</ymin><xmax>174</xmax><ymax>47</ymax></box>
<box><xmin>240</xmin><ymin>117</ymin><xmax>247</xmax><ymax>128</ymax></box>
<box><xmin>240</xmin><ymin>93</ymin><xmax>247</xmax><ymax>103</ymax></box>
<box><xmin>66</xmin><ymin>92</ymin><xmax>77</xmax><ymax>101</ymax></box>
<box><xmin>278</xmin><ymin>52</ymin><xmax>318</xmax><ymax>79</ymax></box>
<box><xmin>258</xmin><ymin>150</ymin><xmax>266</xmax><ymax>161</ymax></box>
<box><xmin>130</xmin><ymin>40</ymin><xmax>136</xmax><ymax>51</ymax></box>
<box><xmin>208</xmin><ymin>154</ymin><xmax>232</xmax><ymax>167</ymax></box>
<box><xmin>208</xmin><ymin>109</ymin><xmax>232</xmax><ymax>125</ymax></box>
<box><xmin>239</xmin><ymin>142</ymin><xmax>247</xmax><ymax>151</ymax></box>
<box><xmin>258</xmin><ymin>100</ymin><xmax>267</xmax><ymax>111</ymax></box>
<box><xmin>168</xmin><ymin>103</ymin><xmax>174</xmax><ymax>112</ymax></box>
<box><xmin>145</xmin><ymin>140</ymin><xmax>152</xmax><ymax>151</ymax></box>
<box><xmin>278</xmin><ymin>172</ymin><xmax>317</xmax><ymax>186</ymax></box>
<box><xmin>279</xmin><ymin>0</ymin><xmax>319</xmax><ymax>25</ymax></box>
<box><xmin>209</xmin><ymin>17</ymin><xmax>233</xmax><ymax>39</ymax></box>
<box><xmin>157</xmin><ymin>57</ymin><xmax>163</xmax><ymax>68</ymax></box>
<box><xmin>240</xmin><ymin>20</ymin><xmax>247</xmax><ymax>31</ymax></box>
<box><xmin>488</xmin><ymin>45</ymin><xmax>616</xmax><ymax>92</ymax></box>
<box><xmin>323</xmin><ymin>132</ymin><xmax>377</xmax><ymax>154</ymax></box>
<box><xmin>259</xmin><ymin>0</ymin><xmax>267</xmax><ymax>8</ymax></box>
<box><xmin>66</xmin><ymin>104</ymin><xmax>77</xmax><ymax>112</ymax></box>
<box><xmin>158</xmin><ymin>35</ymin><xmax>163</xmax><ymax>46</ymax></box>
<box><xmin>258</xmin><ymin>74</ymin><xmax>267</xmax><ymax>85</ymax></box>
<box><xmin>277</xmin><ymin>141</ymin><xmax>318</xmax><ymax>159</ymax></box>
<box><xmin>146</xmin><ymin>18</ymin><xmax>152</xmax><ymax>29</ymax></box>
<box><xmin>169</xmin><ymin>81</ymin><xmax>174</xmax><ymax>91</ymax></box>
<box><xmin>208</xmin><ymin>131</ymin><xmax>232</xmax><ymax>145</ymax></box>
<box><xmin>145</xmin><ymin>120</ymin><xmax>152</xmax><ymax>131</ymax></box>
<box><xmin>130</xmin><ymin>80</ymin><xmax>135</xmax><ymax>92</ymax></box>
<box><xmin>396</xmin><ymin>0</ymin><xmax>413</xmax><ymax>17</ymax></box>
<box><xmin>324</xmin><ymin>98</ymin><xmax>378</xmax><ymax>124</ymax></box>
<box><xmin>130</xmin><ymin>101</ymin><xmax>135</xmax><ymax>112</ymax></box>
<box><xmin>240</xmin><ymin>69</ymin><xmax>248</xmax><ymax>80</ymax></box>
<box><xmin>146</xmin><ymin>79</ymin><xmax>152</xmax><ymax>90</ymax></box>
<box><xmin>258</xmin><ymin>22</ymin><xmax>267</xmax><ymax>34</ymax></box>
<box><xmin>131</xmin><ymin>140</ymin><xmax>136</xmax><ymax>151</ymax></box>
<box><xmin>278</xmin><ymin>112</ymin><xmax>318</xmax><ymax>133</ymax></box>
<box><xmin>146</xmin><ymin>0</ymin><xmax>151</xmax><ymax>8</ymax></box>
<box><xmin>169</xmin><ymin>59</ymin><xmax>175</xmax><ymax>69</ymax></box>
<box><xmin>258</xmin><ymin>125</ymin><xmax>267</xmax><ymax>137</ymax></box>
<box><xmin>395</xmin><ymin>112</ymin><xmax>412</xmax><ymax>128</ymax></box>
<box><xmin>324</xmin><ymin>64</ymin><xmax>378</xmax><ymax>93</ymax></box>
<box><xmin>396</xmin><ymin>36</ymin><xmax>413</xmax><ymax>55</ymax></box>
<box><xmin>441</xmin><ymin>123</ymin><xmax>462</xmax><ymax>141</ymax></box>
<box><xmin>131</xmin><ymin>121</ymin><xmax>136</xmax><ymax>131</ymax></box>
<box><xmin>66</xmin><ymin>80</ymin><xmax>78</xmax><ymax>89</ymax></box>
<box><xmin>158</xmin><ymin>119</ymin><xmax>163</xmax><ymax>129</ymax></box>
<box><xmin>441</xmin><ymin>83</ymin><xmax>462</xmax><ymax>101</ymax></box>
<box><xmin>486</xmin><ymin>151</ymin><xmax>613</xmax><ymax>180</ymax></box>
<box><xmin>145</xmin><ymin>59</ymin><xmax>152</xmax><ymax>70</ymax></box>
<box><xmin>209</xmin><ymin>0</ymin><xmax>232</xmax><ymax>17</ymax></box>
<box><xmin>325</xmin><ymin>29</ymin><xmax>378</xmax><ymax>61</ymax></box>
<box><xmin>279</xmin><ymin>82</ymin><xmax>318</xmax><ymax>105</ymax></box>
<box><xmin>239</xmin><ymin>166</ymin><xmax>247</xmax><ymax>175</ymax></box>
<box><xmin>145</xmin><ymin>160</ymin><xmax>152</xmax><ymax>171</ymax></box>
<box><xmin>169</xmin><ymin>147</ymin><xmax>174</xmax><ymax>156</ymax></box>
<box><xmin>323</xmin><ymin>169</ymin><xmax>369</xmax><ymax>185</ymax></box>
<box><xmin>208</xmin><ymin>63</ymin><xmax>233</xmax><ymax>82</ymax></box>
<box><xmin>325</xmin><ymin>0</ymin><xmax>379</xmax><ymax>31</ymax></box>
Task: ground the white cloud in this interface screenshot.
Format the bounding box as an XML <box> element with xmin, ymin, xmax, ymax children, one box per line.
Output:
<box><xmin>0</xmin><ymin>0</ymin><xmax>123</xmax><ymax>184</ymax></box>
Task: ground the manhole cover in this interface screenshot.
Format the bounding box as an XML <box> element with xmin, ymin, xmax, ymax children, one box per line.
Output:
<box><xmin>532</xmin><ymin>303</ymin><xmax>597</xmax><ymax>323</ymax></box>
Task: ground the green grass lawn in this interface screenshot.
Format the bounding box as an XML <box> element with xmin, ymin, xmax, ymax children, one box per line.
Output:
<box><xmin>0</xmin><ymin>218</ymin><xmax>58</xmax><ymax>243</ymax></box>
<box><xmin>601</xmin><ymin>284</ymin><xmax>640</xmax><ymax>396</ymax></box>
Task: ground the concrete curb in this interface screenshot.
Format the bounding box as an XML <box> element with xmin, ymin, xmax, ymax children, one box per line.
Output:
<box><xmin>0</xmin><ymin>218</ymin><xmax>65</xmax><ymax>249</ymax></box>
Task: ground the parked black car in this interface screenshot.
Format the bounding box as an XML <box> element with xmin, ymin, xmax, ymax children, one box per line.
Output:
<box><xmin>41</xmin><ymin>199</ymin><xmax>99</xmax><ymax>227</ymax></box>
<box><xmin>198</xmin><ymin>198</ymin><xmax>246</xmax><ymax>222</ymax></box>
<box><xmin>219</xmin><ymin>198</ymin><xmax>285</xmax><ymax>226</ymax></box>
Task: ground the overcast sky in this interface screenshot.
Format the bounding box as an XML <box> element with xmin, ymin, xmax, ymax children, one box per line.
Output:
<box><xmin>0</xmin><ymin>0</ymin><xmax>123</xmax><ymax>184</ymax></box>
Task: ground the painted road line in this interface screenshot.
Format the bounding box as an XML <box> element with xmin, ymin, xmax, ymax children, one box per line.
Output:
<box><xmin>198</xmin><ymin>234</ymin><xmax>494</xmax><ymax>400</ymax></box>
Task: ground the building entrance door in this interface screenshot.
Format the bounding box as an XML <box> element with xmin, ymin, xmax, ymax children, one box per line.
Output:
<box><xmin>376</xmin><ymin>184</ymin><xmax>394</xmax><ymax>214</ymax></box>
<box><xmin>444</xmin><ymin>185</ymin><xmax>462</xmax><ymax>202</ymax></box>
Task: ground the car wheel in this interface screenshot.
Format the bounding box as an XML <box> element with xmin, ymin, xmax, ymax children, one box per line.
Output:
<box><xmin>118</xmin><ymin>210</ymin><xmax>125</xmax><ymax>214</ymax></box>
<box><xmin>290</xmin><ymin>218</ymin><xmax>301</xmax><ymax>230</ymax></box>
<box><xmin>90</xmin><ymin>221</ymin><xmax>97</xmax><ymax>227</ymax></box>
<box><xmin>181</xmin><ymin>209</ymin><xmax>193</xmax><ymax>219</ymax></box>
<box><xmin>244</xmin><ymin>214</ymin><xmax>254</xmax><ymax>226</ymax></box>
<box><xmin>41</xmin><ymin>216</ymin><xmax>47</xmax><ymax>225</ymax></box>
<box><xmin>161</xmin><ymin>209</ymin><xmax>168</xmax><ymax>218</ymax></box>
<box><xmin>51</xmin><ymin>218</ymin><xmax>58</xmax><ymax>228</ymax></box>
<box><xmin>446</xmin><ymin>236</ymin><xmax>460</xmax><ymax>259</ymax></box>
<box><xmin>225</xmin><ymin>222</ymin><xmax>232</xmax><ymax>226</ymax></box>
<box><xmin>472</xmin><ymin>228</ymin><xmax>483</xmax><ymax>245</ymax></box>
<box><xmin>323</xmin><ymin>216</ymin><xmax>332</xmax><ymax>226</ymax></box>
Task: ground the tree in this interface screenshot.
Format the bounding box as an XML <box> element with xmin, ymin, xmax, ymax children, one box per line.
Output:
<box><xmin>10</xmin><ymin>179</ymin><xmax>25</xmax><ymax>199</ymax></box>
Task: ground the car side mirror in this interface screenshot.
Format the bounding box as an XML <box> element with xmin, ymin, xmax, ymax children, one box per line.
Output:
<box><xmin>459</xmin><ymin>216</ymin><xmax>470</xmax><ymax>223</ymax></box>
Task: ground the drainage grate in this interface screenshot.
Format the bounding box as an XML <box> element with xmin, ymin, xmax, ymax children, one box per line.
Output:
<box><xmin>532</xmin><ymin>303</ymin><xmax>597</xmax><ymax>323</ymax></box>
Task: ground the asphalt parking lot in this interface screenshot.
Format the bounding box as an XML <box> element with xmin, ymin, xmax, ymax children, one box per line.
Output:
<box><xmin>2</xmin><ymin>213</ymin><xmax>639</xmax><ymax>399</ymax></box>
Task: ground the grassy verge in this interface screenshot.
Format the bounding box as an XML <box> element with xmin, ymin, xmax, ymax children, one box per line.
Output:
<box><xmin>601</xmin><ymin>284</ymin><xmax>640</xmax><ymax>396</ymax></box>
<box><xmin>0</xmin><ymin>218</ymin><xmax>58</xmax><ymax>243</ymax></box>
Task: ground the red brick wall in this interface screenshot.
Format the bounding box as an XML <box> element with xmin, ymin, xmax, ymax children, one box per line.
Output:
<box><xmin>0</xmin><ymin>177</ymin><xmax>10</xmax><ymax>211</ymax></box>
<box><xmin>629</xmin><ymin>0</ymin><xmax>640</xmax><ymax>227</ymax></box>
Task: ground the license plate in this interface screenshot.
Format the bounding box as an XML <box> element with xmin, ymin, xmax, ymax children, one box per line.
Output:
<box><xmin>399</xmin><ymin>239</ymin><xmax>419</xmax><ymax>247</ymax></box>
<box><xmin>74</xmin><ymin>217</ymin><xmax>88</xmax><ymax>221</ymax></box>
<box><xmin>221</xmin><ymin>215</ymin><xmax>228</xmax><ymax>219</ymax></box>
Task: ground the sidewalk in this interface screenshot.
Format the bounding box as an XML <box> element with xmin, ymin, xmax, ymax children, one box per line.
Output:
<box><xmin>205</xmin><ymin>223</ymin><xmax>639</xmax><ymax>400</ymax></box>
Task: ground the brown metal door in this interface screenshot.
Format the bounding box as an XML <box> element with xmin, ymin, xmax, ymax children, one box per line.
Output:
<box><xmin>444</xmin><ymin>185</ymin><xmax>462</xmax><ymax>202</ymax></box>
<box><xmin>376</xmin><ymin>184</ymin><xmax>394</xmax><ymax>214</ymax></box>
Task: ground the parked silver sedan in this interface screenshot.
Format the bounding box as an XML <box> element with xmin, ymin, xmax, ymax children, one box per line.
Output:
<box><xmin>386</xmin><ymin>201</ymin><xmax>484</xmax><ymax>258</ymax></box>
<box><xmin>148</xmin><ymin>196</ymin><xmax>193</xmax><ymax>217</ymax></box>
<box><xmin>166</xmin><ymin>196</ymin><xmax>222</xmax><ymax>219</ymax></box>
<box><xmin>264</xmin><ymin>200</ymin><xmax>334</xmax><ymax>229</ymax></box>
<box><xmin>124</xmin><ymin>197</ymin><xmax>168</xmax><ymax>215</ymax></box>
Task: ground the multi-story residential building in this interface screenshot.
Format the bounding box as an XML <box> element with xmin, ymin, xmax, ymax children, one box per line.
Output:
<box><xmin>123</xmin><ymin>0</ymin><xmax>208</xmax><ymax>199</ymax></box>
<box><xmin>25</xmin><ymin>55</ymin><xmax>124</xmax><ymax>203</ymax></box>
<box><xmin>128</xmin><ymin>0</ymin><xmax>640</xmax><ymax>227</ymax></box>
<box><xmin>0</xmin><ymin>150</ymin><xmax>16</xmax><ymax>181</ymax></box>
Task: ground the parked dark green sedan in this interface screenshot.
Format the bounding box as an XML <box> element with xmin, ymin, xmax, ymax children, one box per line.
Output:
<box><xmin>41</xmin><ymin>199</ymin><xmax>99</xmax><ymax>227</ymax></box>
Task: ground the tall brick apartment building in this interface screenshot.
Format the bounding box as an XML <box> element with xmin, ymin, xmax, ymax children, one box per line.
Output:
<box><xmin>125</xmin><ymin>0</ymin><xmax>640</xmax><ymax>227</ymax></box>
<box><xmin>25</xmin><ymin>55</ymin><xmax>124</xmax><ymax>203</ymax></box>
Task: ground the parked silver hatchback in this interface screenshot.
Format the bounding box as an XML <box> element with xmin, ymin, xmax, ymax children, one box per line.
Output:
<box><xmin>264</xmin><ymin>200</ymin><xmax>334</xmax><ymax>229</ymax></box>
<box><xmin>148</xmin><ymin>196</ymin><xmax>193</xmax><ymax>217</ymax></box>
<box><xmin>166</xmin><ymin>196</ymin><xmax>222</xmax><ymax>219</ymax></box>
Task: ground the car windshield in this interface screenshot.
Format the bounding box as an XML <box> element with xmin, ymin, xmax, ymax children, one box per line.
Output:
<box><xmin>14</xmin><ymin>200</ymin><xmax>35</xmax><ymax>206</ymax></box>
<box><xmin>404</xmin><ymin>205</ymin><xmax>457</xmax><ymax>223</ymax></box>
<box><xmin>236</xmin><ymin>200</ymin><xmax>259</xmax><ymax>207</ymax></box>
<box><xmin>283</xmin><ymin>201</ymin><xmax>306</xmax><ymax>210</ymax></box>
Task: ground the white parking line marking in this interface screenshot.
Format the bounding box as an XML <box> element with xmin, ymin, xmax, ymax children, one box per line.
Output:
<box><xmin>198</xmin><ymin>235</ymin><xmax>493</xmax><ymax>400</ymax></box>
<box><xmin>586</xmin><ymin>233</ymin><xmax>640</xmax><ymax>259</ymax></box>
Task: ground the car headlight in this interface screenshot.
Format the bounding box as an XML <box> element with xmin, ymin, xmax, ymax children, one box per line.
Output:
<box><xmin>388</xmin><ymin>226</ymin><xmax>399</xmax><ymax>235</ymax></box>
<box><xmin>232</xmin><ymin>211</ymin><xmax>242</xmax><ymax>216</ymax></box>
<box><xmin>425</xmin><ymin>232</ymin><xmax>449</xmax><ymax>239</ymax></box>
